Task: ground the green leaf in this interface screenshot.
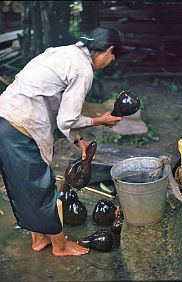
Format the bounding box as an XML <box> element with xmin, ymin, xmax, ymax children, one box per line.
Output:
<box><xmin>170</xmin><ymin>84</ymin><xmax>178</xmax><ymax>93</ymax></box>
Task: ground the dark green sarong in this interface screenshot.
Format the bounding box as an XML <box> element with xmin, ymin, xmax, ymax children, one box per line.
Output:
<box><xmin>0</xmin><ymin>117</ymin><xmax>62</xmax><ymax>234</ymax></box>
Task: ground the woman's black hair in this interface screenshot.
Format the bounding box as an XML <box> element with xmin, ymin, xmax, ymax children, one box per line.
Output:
<box><xmin>80</xmin><ymin>27</ymin><xmax>123</xmax><ymax>59</ymax></box>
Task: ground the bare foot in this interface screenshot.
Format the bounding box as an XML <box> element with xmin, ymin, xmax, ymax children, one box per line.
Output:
<box><xmin>52</xmin><ymin>240</ymin><xmax>89</xmax><ymax>256</ymax></box>
<box><xmin>32</xmin><ymin>235</ymin><xmax>51</xmax><ymax>251</ymax></box>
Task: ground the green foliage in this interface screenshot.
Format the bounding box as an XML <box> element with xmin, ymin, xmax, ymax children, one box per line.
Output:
<box><xmin>109</xmin><ymin>91</ymin><xmax>118</xmax><ymax>99</ymax></box>
<box><xmin>97</xmin><ymin>125</ymin><xmax>159</xmax><ymax>147</ymax></box>
<box><xmin>170</xmin><ymin>84</ymin><xmax>178</xmax><ymax>94</ymax></box>
<box><xmin>86</xmin><ymin>97</ymin><xmax>103</xmax><ymax>104</ymax></box>
<box><xmin>69</xmin><ymin>1</ymin><xmax>82</xmax><ymax>39</ymax></box>
<box><xmin>93</xmin><ymin>70</ymin><xmax>103</xmax><ymax>81</ymax></box>
<box><xmin>98</xmin><ymin>133</ymin><xmax>122</xmax><ymax>144</ymax></box>
<box><xmin>127</xmin><ymin>125</ymin><xmax>159</xmax><ymax>147</ymax></box>
<box><xmin>139</xmin><ymin>98</ymin><xmax>145</xmax><ymax>109</ymax></box>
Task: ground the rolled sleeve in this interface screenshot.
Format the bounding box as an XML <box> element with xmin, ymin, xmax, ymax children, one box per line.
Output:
<box><xmin>57</xmin><ymin>68</ymin><xmax>93</xmax><ymax>141</ymax></box>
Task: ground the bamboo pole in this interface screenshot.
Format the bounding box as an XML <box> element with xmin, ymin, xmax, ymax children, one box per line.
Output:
<box><xmin>84</xmin><ymin>186</ymin><xmax>115</xmax><ymax>199</ymax></box>
<box><xmin>57</xmin><ymin>199</ymin><xmax>63</xmax><ymax>226</ymax></box>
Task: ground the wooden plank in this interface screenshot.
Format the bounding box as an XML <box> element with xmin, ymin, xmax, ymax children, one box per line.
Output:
<box><xmin>1</xmin><ymin>63</ymin><xmax>20</xmax><ymax>72</ymax></box>
<box><xmin>122</xmin><ymin>39</ymin><xmax>181</xmax><ymax>49</ymax></box>
<box><xmin>119</xmin><ymin>49</ymin><xmax>151</xmax><ymax>64</ymax></box>
<box><xmin>101</xmin><ymin>2</ymin><xmax>182</xmax><ymax>12</ymax></box>
<box><xmin>0</xmin><ymin>30</ymin><xmax>23</xmax><ymax>44</ymax></box>
<box><xmin>122</xmin><ymin>38</ymin><xmax>182</xmax><ymax>52</ymax></box>
<box><xmin>119</xmin><ymin>56</ymin><xmax>182</xmax><ymax>66</ymax></box>
<box><xmin>125</xmin><ymin>33</ymin><xmax>181</xmax><ymax>41</ymax></box>
<box><xmin>0</xmin><ymin>49</ymin><xmax>20</xmax><ymax>64</ymax></box>
<box><xmin>118</xmin><ymin>65</ymin><xmax>182</xmax><ymax>73</ymax></box>
<box><xmin>123</xmin><ymin>35</ymin><xmax>182</xmax><ymax>45</ymax></box>
<box><xmin>100</xmin><ymin>22</ymin><xmax>182</xmax><ymax>34</ymax></box>
<box><xmin>100</xmin><ymin>14</ymin><xmax>182</xmax><ymax>24</ymax></box>
<box><xmin>0</xmin><ymin>76</ymin><xmax>11</xmax><ymax>86</ymax></box>
<box><xmin>119</xmin><ymin>62</ymin><xmax>182</xmax><ymax>71</ymax></box>
<box><xmin>102</xmin><ymin>0</ymin><xmax>182</xmax><ymax>6</ymax></box>
<box><xmin>0</xmin><ymin>47</ymin><xmax>13</xmax><ymax>57</ymax></box>
<box><xmin>99</xmin><ymin>7</ymin><xmax>182</xmax><ymax>18</ymax></box>
<box><xmin>122</xmin><ymin>72</ymin><xmax>182</xmax><ymax>77</ymax></box>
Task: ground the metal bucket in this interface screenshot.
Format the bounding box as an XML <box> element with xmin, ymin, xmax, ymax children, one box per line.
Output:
<box><xmin>110</xmin><ymin>157</ymin><xmax>170</xmax><ymax>226</ymax></box>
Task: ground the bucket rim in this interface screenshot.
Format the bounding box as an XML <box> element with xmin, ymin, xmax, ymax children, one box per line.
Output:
<box><xmin>110</xmin><ymin>156</ymin><xmax>170</xmax><ymax>185</ymax></box>
<box><xmin>111</xmin><ymin>156</ymin><xmax>162</xmax><ymax>167</ymax></box>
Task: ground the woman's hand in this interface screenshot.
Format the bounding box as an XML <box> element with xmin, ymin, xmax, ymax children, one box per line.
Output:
<box><xmin>73</xmin><ymin>112</ymin><xmax>122</xmax><ymax>159</ymax></box>
<box><xmin>74</xmin><ymin>134</ymin><xmax>90</xmax><ymax>160</ymax></box>
<box><xmin>78</xmin><ymin>138</ymin><xmax>90</xmax><ymax>160</ymax></box>
<box><xmin>92</xmin><ymin>111</ymin><xmax>122</xmax><ymax>127</ymax></box>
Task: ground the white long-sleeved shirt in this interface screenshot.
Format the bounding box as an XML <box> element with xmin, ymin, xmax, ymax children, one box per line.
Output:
<box><xmin>0</xmin><ymin>41</ymin><xmax>94</xmax><ymax>165</ymax></box>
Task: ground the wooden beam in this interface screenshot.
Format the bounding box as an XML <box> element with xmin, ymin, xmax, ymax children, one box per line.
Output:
<box><xmin>122</xmin><ymin>72</ymin><xmax>182</xmax><ymax>77</ymax></box>
<box><xmin>0</xmin><ymin>75</ymin><xmax>11</xmax><ymax>86</ymax></box>
<box><xmin>0</xmin><ymin>30</ymin><xmax>23</xmax><ymax>44</ymax></box>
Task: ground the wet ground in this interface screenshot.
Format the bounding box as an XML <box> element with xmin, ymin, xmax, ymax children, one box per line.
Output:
<box><xmin>0</xmin><ymin>141</ymin><xmax>182</xmax><ymax>281</ymax></box>
<box><xmin>0</xmin><ymin>172</ymin><xmax>129</xmax><ymax>282</ymax></box>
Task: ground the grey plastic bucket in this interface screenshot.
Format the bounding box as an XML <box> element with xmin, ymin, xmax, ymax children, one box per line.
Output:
<box><xmin>110</xmin><ymin>157</ymin><xmax>170</xmax><ymax>226</ymax></box>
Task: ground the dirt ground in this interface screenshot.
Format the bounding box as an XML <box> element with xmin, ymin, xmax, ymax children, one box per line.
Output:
<box><xmin>51</xmin><ymin>75</ymin><xmax>182</xmax><ymax>167</ymax></box>
<box><xmin>116</xmin><ymin>76</ymin><xmax>182</xmax><ymax>154</ymax></box>
<box><xmin>98</xmin><ymin>76</ymin><xmax>182</xmax><ymax>153</ymax></box>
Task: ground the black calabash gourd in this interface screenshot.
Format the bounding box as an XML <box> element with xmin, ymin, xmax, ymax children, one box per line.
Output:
<box><xmin>111</xmin><ymin>210</ymin><xmax>124</xmax><ymax>235</ymax></box>
<box><xmin>58</xmin><ymin>188</ymin><xmax>87</xmax><ymax>226</ymax></box>
<box><xmin>63</xmin><ymin>200</ymin><xmax>87</xmax><ymax>226</ymax></box>
<box><xmin>65</xmin><ymin>141</ymin><xmax>97</xmax><ymax>189</ymax></box>
<box><xmin>92</xmin><ymin>199</ymin><xmax>117</xmax><ymax>226</ymax></box>
<box><xmin>58</xmin><ymin>188</ymin><xmax>78</xmax><ymax>205</ymax></box>
<box><xmin>77</xmin><ymin>230</ymin><xmax>113</xmax><ymax>252</ymax></box>
<box><xmin>110</xmin><ymin>208</ymin><xmax>124</xmax><ymax>247</ymax></box>
<box><xmin>111</xmin><ymin>90</ymin><xmax>140</xmax><ymax>117</ymax></box>
<box><xmin>60</xmin><ymin>181</ymin><xmax>72</xmax><ymax>193</ymax></box>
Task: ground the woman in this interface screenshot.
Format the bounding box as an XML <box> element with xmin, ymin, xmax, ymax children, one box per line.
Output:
<box><xmin>0</xmin><ymin>27</ymin><xmax>123</xmax><ymax>256</ymax></box>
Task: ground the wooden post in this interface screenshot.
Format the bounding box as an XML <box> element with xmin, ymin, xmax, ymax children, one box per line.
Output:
<box><xmin>57</xmin><ymin>199</ymin><xmax>63</xmax><ymax>226</ymax></box>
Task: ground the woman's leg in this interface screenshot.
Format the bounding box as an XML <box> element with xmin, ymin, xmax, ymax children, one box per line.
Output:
<box><xmin>31</xmin><ymin>232</ymin><xmax>51</xmax><ymax>251</ymax></box>
<box><xmin>0</xmin><ymin>118</ymin><xmax>89</xmax><ymax>256</ymax></box>
<box><xmin>50</xmin><ymin>232</ymin><xmax>89</xmax><ymax>256</ymax></box>
<box><xmin>0</xmin><ymin>118</ymin><xmax>62</xmax><ymax>234</ymax></box>
<box><xmin>51</xmin><ymin>200</ymin><xmax>89</xmax><ymax>256</ymax></box>
<box><xmin>31</xmin><ymin>199</ymin><xmax>89</xmax><ymax>256</ymax></box>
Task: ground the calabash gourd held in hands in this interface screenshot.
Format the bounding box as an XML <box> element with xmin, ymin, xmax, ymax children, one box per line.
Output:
<box><xmin>111</xmin><ymin>90</ymin><xmax>140</xmax><ymax>117</ymax></box>
<box><xmin>64</xmin><ymin>141</ymin><xmax>97</xmax><ymax>189</ymax></box>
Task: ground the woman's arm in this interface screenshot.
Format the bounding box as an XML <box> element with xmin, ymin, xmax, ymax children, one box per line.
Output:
<box><xmin>74</xmin><ymin>112</ymin><xmax>122</xmax><ymax>159</ymax></box>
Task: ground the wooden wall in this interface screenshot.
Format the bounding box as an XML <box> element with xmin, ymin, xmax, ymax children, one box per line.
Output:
<box><xmin>99</xmin><ymin>0</ymin><xmax>182</xmax><ymax>73</ymax></box>
<box><xmin>1</xmin><ymin>1</ymin><xmax>182</xmax><ymax>74</ymax></box>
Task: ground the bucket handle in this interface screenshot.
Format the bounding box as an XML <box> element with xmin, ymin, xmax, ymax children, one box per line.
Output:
<box><xmin>159</xmin><ymin>156</ymin><xmax>182</xmax><ymax>202</ymax></box>
<box><xmin>112</xmin><ymin>177</ymin><xmax>119</xmax><ymax>183</ymax></box>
